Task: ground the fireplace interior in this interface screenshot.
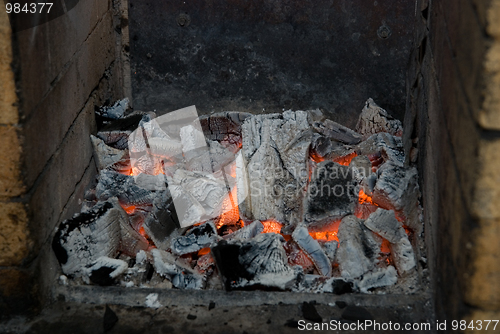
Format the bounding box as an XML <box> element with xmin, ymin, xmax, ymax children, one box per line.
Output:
<box><xmin>1</xmin><ymin>0</ymin><xmax>500</xmax><ymax>333</ymax></box>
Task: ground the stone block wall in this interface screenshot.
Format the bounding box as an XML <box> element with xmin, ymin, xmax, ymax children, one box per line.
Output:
<box><xmin>0</xmin><ymin>0</ymin><xmax>130</xmax><ymax>317</ymax></box>
<box><xmin>408</xmin><ymin>0</ymin><xmax>500</xmax><ymax>329</ymax></box>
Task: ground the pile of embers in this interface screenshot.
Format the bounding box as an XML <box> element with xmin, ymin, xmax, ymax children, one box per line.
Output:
<box><xmin>53</xmin><ymin>98</ymin><xmax>424</xmax><ymax>294</ymax></box>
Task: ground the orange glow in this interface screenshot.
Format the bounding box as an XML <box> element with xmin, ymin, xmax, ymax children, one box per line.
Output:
<box><xmin>380</xmin><ymin>238</ymin><xmax>391</xmax><ymax>253</ymax></box>
<box><xmin>121</xmin><ymin>204</ymin><xmax>137</xmax><ymax>214</ymax></box>
<box><xmin>333</xmin><ymin>152</ymin><xmax>358</xmax><ymax>166</ymax></box>
<box><xmin>308</xmin><ymin>220</ymin><xmax>341</xmax><ymax>242</ymax></box>
<box><xmin>139</xmin><ymin>226</ymin><xmax>147</xmax><ymax>237</ymax></box>
<box><xmin>215</xmin><ymin>187</ymin><xmax>240</xmax><ymax>228</ymax></box>
<box><xmin>310</xmin><ymin>151</ymin><xmax>325</xmax><ymax>163</ymax></box>
<box><xmin>198</xmin><ymin>247</ymin><xmax>210</xmax><ymax>256</ymax></box>
<box><xmin>261</xmin><ymin>219</ymin><xmax>283</xmax><ymax>234</ymax></box>
<box><xmin>309</xmin><ymin>231</ymin><xmax>339</xmax><ymax>242</ymax></box>
<box><xmin>358</xmin><ymin>189</ymin><xmax>377</xmax><ymax>206</ymax></box>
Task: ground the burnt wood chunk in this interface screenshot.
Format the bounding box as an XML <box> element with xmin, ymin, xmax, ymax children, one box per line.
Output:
<box><xmin>356</xmin><ymin>132</ymin><xmax>405</xmax><ymax>167</ymax></box>
<box><xmin>292</xmin><ymin>226</ymin><xmax>332</xmax><ymax>276</ymax></box>
<box><xmin>357</xmin><ymin>266</ymin><xmax>398</xmax><ymax>293</ymax></box>
<box><xmin>90</xmin><ymin>135</ymin><xmax>127</xmax><ymax>170</ymax></box>
<box><xmin>305</xmin><ymin>161</ymin><xmax>356</xmax><ymax>223</ymax></box>
<box><xmin>371</xmin><ymin>162</ymin><xmax>421</xmax><ymax>234</ymax></box>
<box><xmin>313</xmin><ymin>119</ymin><xmax>362</xmax><ymax>145</ymax></box>
<box><xmin>52</xmin><ymin>199</ymin><xmax>124</xmax><ymax>276</ymax></box>
<box><xmin>151</xmin><ymin>249</ymin><xmax>205</xmax><ymax>289</ymax></box>
<box><xmin>171</xmin><ymin>221</ymin><xmax>218</xmax><ymax>255</ymax></box>
<box><xmin>143</xmin><ymin>190</ymin><xmax>180</xmax><ymax>250</ymax></box>
<box><xmin>212</xmin><ymin>234</ymin><xmax>295</xmax><ymax>290</ymax></box>
<box><xmin>223</xmin><ymin>220</ymin><xmax>264</xmax><ymax>241</ymax></box>
<box><xmin>364</xmin><ymin>208</ymin><xmax>416</xmax><ymax>274</ymax></box>
<box><xmin>200</xmin><ymin>111</ymin><xmax>253</xmax><ymax>153</ymax></box>
<box><xmin>336</xmin><ymin>215</ymin><xmax>381</xmax><ymax>279</ymax></box>
<box><xmin>96</xmin><ymin>170</ymin><xmax>158</xmax><ymax>206</ymax></box>
<box><xmin>322</xmin><ymin>241</ymin><xmax>338</xmax><ymax>263</ymax></box>
<box><xmin>97</xmin><ymin>114</ymin><xmax>146</xmax><ymax>149</ymax></box>
<box><xmin>356</xmin><ymin>98</ymin><xmax>403</xmax><ymax>139</ymax></box>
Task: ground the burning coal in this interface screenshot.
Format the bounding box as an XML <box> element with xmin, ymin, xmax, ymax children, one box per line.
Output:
<box><xmin>53</xmin><ymin>98</ymin><xmax>422</xmax><ymax>294</ymax></box>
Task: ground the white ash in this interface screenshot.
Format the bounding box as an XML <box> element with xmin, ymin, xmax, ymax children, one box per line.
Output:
<box><xmin>84</xmin><ymin>256</ymin><xmax>128</xmax><ymax>280</ymax></box>
<box><xmin>95</xmin><ymin>170</ymin><xmax>157</xmax><ymax>206</ymax></box>
<box><xmin>356</xmin><ymin>132</ymin><xmax>405</xmax><ymax>167</ymax></box>
<box><xmin>90</xmin><ymin>135</ymin><xmax>128</xmax><ymax>170</ymax></box>
<box><xmin>313</xmin><ymin>119</ymin><xmax>362</xmax><ymax>145</ymax></box>
<box><xmin>151</xmin><ymin>249</ymin><xmax>205</xmax><ymax>289</ymax></box>
<box><xmin>336</xmin><ymin>215</ymin><xmax>381</xmax><ymax>279</ymax></box>
<box><xmin>372</xmin><ymin>162</ymin><xmax>421</xmax><ymax>234</ymax></box>
<box><xmin>118</xmin><ymin>215</ymin><xmax>149</xmax><ymax>257</ymax></box>
<box><xmin>321</xmin><ymin>240</ymin><xmax>338</xmax><ymax>263</ymax></box>
<box><xmin>171</xmin><ymin>221</ymin><xmax>218</xmax><ymax>255</ymax></box>
<box><xmin>358</xmin><ymin>266</ymin><xmax>398</xmax><ymax>293</ymax></box>
<box><xmin>145</xmin><ymin>293</ymin><xmax>162</xmax><ymax>308</ymax></box>
<box><xmin>180</xmin><ymin>124</ymin><xmax>212</xmax><ymax>172</ymax></box>
<box><xmin>292</xmin><ymin>226</ymin><xmax>332</xmax><ymax>276</ymax></box>
<box><xmin>53</xmin><ymin>199</ymin><xmax>123</xmax><ymax>276</ymax></box>
<box><xmin>166</xmin><ymin>184</ymin><xmax>205</xmax><ymax>228</ymax></box>
<box><xmin>356</xmin><ymin>98</ymin><xmax>403</xmax><ymax>139</ymax></box>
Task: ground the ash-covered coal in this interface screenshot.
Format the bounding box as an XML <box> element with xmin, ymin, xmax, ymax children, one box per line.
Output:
<box><xmin>53</xmin><ymin>99</ymin><xmax>423</xmax><ymax>295</ymax></box>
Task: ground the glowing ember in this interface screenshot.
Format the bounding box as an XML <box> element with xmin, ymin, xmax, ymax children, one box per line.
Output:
<box><xmin>358</xmin><ymin>189</ymin><xmax>377</xmax><ymax>206</ymax></box>
<box><xmin>310</xmin><ymin>151</ymin><xmax>325</xmax><ymax>163</ymax></box>
<box><xmin>308</xmin><ymin>220</ymin><xmax>341</xmax><ymax>242</ymax></box>
<box><xmin>333</xmin><ymin>152</ymin><xmax>358</xmax><ymax>166</ymax></box>
<box><xmin>309</xmin><ymin>231</ymin><xmax>339</xmax><ymax>242</ymax></box>
<box><xmin>198</xmin><ymin>247</ymin><xmax>211</xmax><ymax>256</ymax></box>
<box><xmin>121</xmin><ymin>204</ymin><xmax>137</xmax><ymax>214</ymax></box>
<box><xmin>261</xmin><ymin>219</ymin><xmax>283</xmax><ymax>234</ymax></box>
<box><xmin>215</xmin><ymin>186</ymin><xmax>240</xmax><ymax>228</ymax></box>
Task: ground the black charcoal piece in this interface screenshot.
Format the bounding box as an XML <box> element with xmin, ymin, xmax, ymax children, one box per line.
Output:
<box><xmin>171</xmin><ymin>221</ymin><xmax>218</xmax><ymax>255</ymax></box>
<box><xmin>212</xmin><ymin>234</ymin><xmax>295</xmax><ymax>290</ymax></box>
<box><xmin>96</xmin><ymin>98</ymin><xmax>129</xmax><ymax>120</ymax></box>
<box><xmin>305</xmin><ymin>161</ymin><xmax>356</xmax><ymax>223</ymax></box>
<box><xmin>335</xmin><ymin>301</ymin><xmax>348</xmax><ymax>309</ymax></box>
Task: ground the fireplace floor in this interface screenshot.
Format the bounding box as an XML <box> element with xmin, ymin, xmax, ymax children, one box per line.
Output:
<box><xmin>3</xmin><ymin>290</ymin><xmax>434</xmax><ymax>334</ymax></box>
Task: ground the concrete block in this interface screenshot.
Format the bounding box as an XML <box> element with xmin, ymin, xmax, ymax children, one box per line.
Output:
<box><xmin>29</xmin><ymin>97</ymin><xmax>96</xmax><ymax>251</ymax></box>
<box><xmin>23</xmin><ymin>12</ymin><xmax>115</xmax><ymax>188</ymax></box>
<box><xmin>0</xmin><ymin>202</ymin><xmax>30</xmax><ymax>266</ymax></box>
<box><xmin>465</xmin><ymin>218</ymin><xmax>500</xmax><ymax>310</ymax></box>
<box><xmin>17</xmin><ymin>0</ymin><xmax>111</xmax><ymax>118</ymax></box>
<box><xmin>0</xmin><ymin>11</ymin><xmax>19</xmax><ymax>125</ymax></box>
<box><xmin>0</xmin><ymin>125</ymin><xmax>25</xmax><ymax>197</ymax></box>
<box><xmin>471</xmin><ymin>137</ymin><xmax>500</xmax><ymax>219</ymax></box>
